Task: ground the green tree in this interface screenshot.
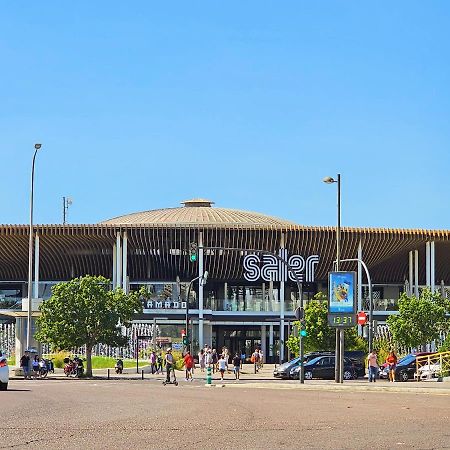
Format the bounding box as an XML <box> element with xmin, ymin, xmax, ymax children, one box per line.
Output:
<box><xmin>387</xmin><ymin>289</ymin><xmax>450</xmax><ymax>350</ymax></box>
<box><xmin>36</xmin><ymin>275</ymin><xmax>143</xmax><ymax>377</ymax></box>
<box><xmin>286</xmin><ymin>292</ymin><xmax>367</xmax><ymax>357</ymax></box>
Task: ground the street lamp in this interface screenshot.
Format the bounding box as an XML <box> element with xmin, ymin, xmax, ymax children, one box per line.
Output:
<box><xmin>26</xmin><ymin>144</ymin><xmax>42</xmax><ymax>351</ymax></box>
<box><xmin>185</xmin><ymin>271</ymin><xmax>209</xmax><ymax>353</ymax></box>
<box><xmin>323</xmin><ymin>174</ymin><xmax>343</xmax><ymax>383</ymax></box>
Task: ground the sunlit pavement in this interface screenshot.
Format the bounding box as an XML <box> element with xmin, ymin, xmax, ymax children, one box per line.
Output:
<box><xmin>2</xmin><ymin>376</ymin><xmax>450</xmax><ymax>450</ymax></box>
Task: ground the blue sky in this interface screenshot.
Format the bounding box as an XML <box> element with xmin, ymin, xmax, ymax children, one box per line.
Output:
<box><xmin>1</xmin><ymin>1</ymin><xmax>449</xmax><ymax>229</ymax></box>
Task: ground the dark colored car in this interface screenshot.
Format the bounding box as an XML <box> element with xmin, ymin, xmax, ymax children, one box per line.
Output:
<box><xmin>303</xmin><ymin>356</ymin><xmax>357</xmax><ymax>380</ymax></box>
<box><xmin>289</xmin><ymin>351</ymin><xmax>365</xmax><ymax>379</ymax></box>
<box><xmin>273</xmin><ymin>357</ymin><xmax>302</xmax><ymax>379</ymax></box>
<box><xmin>344</xmin><ymin>351</ymin><xmax>366</xmax><ymax>378</ymax></box>
<box><xmin>273</xmin><ymin>352</ymin><xmax>332</xmax><ymax>379</ymax></box>
<box><xmin>390</xmin><ymin>353</ymin><xmax>434</xmax><ymax>382</ymax></box>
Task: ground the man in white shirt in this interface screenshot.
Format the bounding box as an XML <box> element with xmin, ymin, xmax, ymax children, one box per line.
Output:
<box><xmin>218</xmin><ymin>355</ymin><xmax>228</xmax><ymax>381</ymax></box>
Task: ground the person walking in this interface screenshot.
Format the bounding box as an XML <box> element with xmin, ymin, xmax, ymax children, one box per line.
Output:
<box><xmin>149</xmin><ymin>351</ymin><xmax>157</xmax><ymax>374</ymax></box>
<box><xmin>386</xmin><ymin>350</ymin><xmax>398</xmax><ymax>382</ymax></box>
<box><xmin>240</xmin><ymin>350</ymin><xmax>246</xmax><ymax>369</ymax></box>
<box><xmin>251</xmin><ymin>348</ymin><xmax>260</xmax><ymax>373</ymax></box>
<box><xmin>367</xmin><ymin>349</ymin><xmax>379</xmax><ymax>382</ymax></box>
<box><xmin>183</xmin><ymin>350</ymin><xmax>194</xmax><ymax>381</ymax></box>
<box><xmin>157</xmin><ymin>352</ymin><xmax>164</xmax><ymax>374</ymax></box>
<box><xmin>165</xmin><ymin>348</ymin><xmax>174</xmax><ymax>383</ymax></box>
<box><xmin>258</xmin><ymin>349</ymin><xmax>264</xmax><ymax>370</ymax></box>
<box><xmin>32</xmin><ymin>355</ymin><xmax>40</xmax><ymax>378</ymax></box>
<box><xmin>198</xmin><ymin>349</ymin><xmax>206</xmax><ymax>373</ymax></box>
<box><xmin>232</xmin><ymin>352</ymin><xmax>241</xmax><ymax>380</ymax></box>
<box><xmin>218</xmin><ymin>354</ymin><xmax>228</xmax><ymax>381</ymax></box>
<box><xmin>211</xmin><ymin>349</ymin><xmax>218</xmax><ymax>373</ymax></box>
<box><xmin>205</xmin><ymin>349</ymin><xmax>212</xmax><ymax>371</ymax></box>
<box><xmin>20</xmin><ymin>351</ymin><xmax>30</xmax><ymax>380</ymax></box>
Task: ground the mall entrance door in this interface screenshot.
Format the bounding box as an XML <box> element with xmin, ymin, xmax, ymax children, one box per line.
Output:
<box><xmin>213</xmin><ymin>326</ymin><xmax>262</xmax><ymax>361</ymax></box>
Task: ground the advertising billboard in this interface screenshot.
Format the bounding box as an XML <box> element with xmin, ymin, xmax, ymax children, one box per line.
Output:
<box><xmin>328</xmin><ymin>271</ymin><xmax>356</xmax><ymax>314</ymax></box>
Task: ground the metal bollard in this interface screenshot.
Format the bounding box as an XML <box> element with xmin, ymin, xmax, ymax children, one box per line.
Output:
<box><xmin>107</xmin><ymin>368</ymin><xmax>110</xmax><ymax>380</ymax></box>
<box><xmin>141</xmin><ymin>370</ymin><xmax>144</xmax><ymax>380</ymax></box>
<box><xmin>206</xmin><ymin>366</ymin><xmax>212</xmax><ymax>385</ymax></box>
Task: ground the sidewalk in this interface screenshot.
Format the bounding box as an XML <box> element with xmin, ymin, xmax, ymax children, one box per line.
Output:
<box><xmin>9</xmin><ymin>364</ymin><xmax>450</xmax><ymax>395</ymax></box>
<box><xmin>9</xmin><ymin>362</ymin><xmax>274</xmax><ymax>381</ymax></box>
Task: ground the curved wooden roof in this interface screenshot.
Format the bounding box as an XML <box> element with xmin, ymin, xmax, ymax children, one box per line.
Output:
<box><xmin>100</xmin><ymin>207</ymin><xmax>296</xmax><ymax>227</ymax></box>
<box><xmin>0</xmin><ymin>224</ymin><xmax>449</xmax><ymax>284</ymax></box>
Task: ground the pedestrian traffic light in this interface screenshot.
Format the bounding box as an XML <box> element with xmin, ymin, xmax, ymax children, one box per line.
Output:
<box><xmin>182</xmin><ymin>336</ymin><xmax>189</xmax><ymax>346</ymax></box>
<box><xmin>299</xmin><ymin>319</ymin><xmax>307</xmax><ymax>337</ymax></box>
<box><xmin>189</xmin><ymin>242</ymin><xmax>197</xmax><ymax>262</ymax></box>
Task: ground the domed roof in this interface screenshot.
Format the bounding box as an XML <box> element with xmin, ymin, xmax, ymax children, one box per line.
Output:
<box><xmin>100</xmin><ymin>199</ymin><xmax>296</xmax><ymax>227</ymax></box>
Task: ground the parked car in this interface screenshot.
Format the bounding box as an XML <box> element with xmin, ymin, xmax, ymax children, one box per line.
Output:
<box><xmin>0</xmin><ymin>351</ymin><xmax>9</xmax><ymax>391</ymax></box>
<box><xmin>286</xmin><ymin>352</ymin><xmax>335</xmax><ymax>379</ymax></box>
<box><xmin>343</xmin><ymin>351</ymin><xmax>366</xmax><ymax>378</ymax></box>
<box><xmin>290</xmin><ymin>351</ymin><xmax>365</xmax><ymax>379</ymax></box>
<box><xmin>416</xmin><ymin>362</ymin><xmax>442</xmax><ymax>380</ymax></box>
<box><xmin>299</xmin><ymin>356</ymin><xmax>358</xmax><ymax>380</ymax></box>
<box><xmin>273</xmin><ymin>352</ymin><xmax>331</xmax><ymax>379</ymax></box>
<box><xmin>273</xmin><ymin>357</ymin><xmax>302</xmax><ymax>379</ymax></box>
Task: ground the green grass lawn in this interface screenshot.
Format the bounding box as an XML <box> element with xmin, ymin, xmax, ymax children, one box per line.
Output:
<box><xmin>90</xmin><ymin>356</ymin><xmax>148</xmax><ymax>369</ymax></box>
<box><xmin>7</xmin><ymin>354</ymin><xmax>148</xmax><ymax>370</ymax></box>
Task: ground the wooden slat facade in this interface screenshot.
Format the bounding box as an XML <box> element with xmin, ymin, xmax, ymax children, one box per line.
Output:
<box><xmin>0</xmin><ymin>224</ymin><xmax>450</xmax><ymax>284</ymax></box>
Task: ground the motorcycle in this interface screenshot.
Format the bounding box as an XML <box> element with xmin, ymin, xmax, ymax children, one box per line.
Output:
<box><xmin>73</xmin><ymin>356</ymin><xmax>84</xmax><ymax>377</ymax></box>
<box><xmin>64</xmin><ymin>358</ymin><xmax>77</xmax><ymax>377</ymax></box>
<box><xmin>115</xmin><ymin>359</ymin><xmax>124</xmax><ymax>374</ymax></box>
<box><xmin>38</xmin><ymin>358</ymin><xmax>55</xmax><ymax>378</ymax></box>
<box><xmin>64</xmin><ymin>357</ymin><xmax>84</xmax><ymax>378</ymax></box>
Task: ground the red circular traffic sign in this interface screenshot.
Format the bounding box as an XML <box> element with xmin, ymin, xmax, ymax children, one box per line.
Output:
<box><xmin>357</xmin><ymin>311</ymin><xmax>367</xmax><ymax>325</ymax></box>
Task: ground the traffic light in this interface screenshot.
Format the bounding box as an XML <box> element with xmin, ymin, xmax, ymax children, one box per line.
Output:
<box><xmin>182</xmin><ymin>335</ymin><xmax>189</xmax><ymax>346</ymax></box>
<box><xmin>299</xmin><ymin>319</ymin><xmax>307</xmax><ymax>337</ymax></box>
<box><xmin>189</xmin><ymin>242</ymin><xmax>197</xmax><ymax>262</ymax></box>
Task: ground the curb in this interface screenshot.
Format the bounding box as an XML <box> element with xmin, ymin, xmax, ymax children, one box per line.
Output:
<box><xmin>223</xmin><ymin>382</ymin><xmax>450</xmax><ymax>395</ymax></box>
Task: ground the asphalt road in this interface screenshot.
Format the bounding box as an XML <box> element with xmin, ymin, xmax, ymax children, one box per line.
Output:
<box><xmin>1</xmin><ymin>378</ymin><xmax>450</xmax><ymax>450</ymax></box>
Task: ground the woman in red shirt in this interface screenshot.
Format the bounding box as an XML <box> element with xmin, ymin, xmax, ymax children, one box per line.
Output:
<box><xmin>386</xmin><ymin>351</ymin><xmax>398</xmax><ymax>382</ymax></box>
<box><xmin>183</xmin><ymin>351</ymin><xmax>194</xmax><ymax>382</ymax></box>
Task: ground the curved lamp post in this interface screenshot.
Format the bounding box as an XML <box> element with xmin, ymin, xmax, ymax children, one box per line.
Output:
<box><xmin>26</xmin><ymin>144</ymin><xmax>42</xmax><ymax>351</ymax></box>
<box><xmin>323</xmin><ymin>174</ymin><xmax>343</xmax><ymax>383</ymax></box>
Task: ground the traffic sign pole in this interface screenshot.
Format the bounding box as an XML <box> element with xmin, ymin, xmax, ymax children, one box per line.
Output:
<box><xmin>295</xmin><ymin>307</ymin><xmax>305</xmax><ymax>384</ymax></box>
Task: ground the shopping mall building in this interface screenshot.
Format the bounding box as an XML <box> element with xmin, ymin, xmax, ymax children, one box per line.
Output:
<box><xmin>1</xmin><ymin>198</ymin><xmax>449</xmax><ymax>362</ymax></box>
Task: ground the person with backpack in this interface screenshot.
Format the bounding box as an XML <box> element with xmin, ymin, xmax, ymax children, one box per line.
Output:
<box><xmin>251</xmin><ymin>349</ymin><xmax>260</xmax><ymax>373</ymax></box>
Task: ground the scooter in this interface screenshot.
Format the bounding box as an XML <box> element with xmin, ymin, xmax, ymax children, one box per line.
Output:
<box><xmin>162</xmin><ymin>367</ymin><xmax>178</xmax><ymax>386</ymax></box>
<box><xmin>115</xmin><ymin>359</ymin><xmax>123</xmax><ymax>374</ymax></box>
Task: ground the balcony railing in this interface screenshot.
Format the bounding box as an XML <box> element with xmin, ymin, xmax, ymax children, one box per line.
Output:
<box><xmin>205</xmin><ymin>298</ymin><xmax>299</xmax><ymax>313</ymax></box>
<box><xmin>362</xmin><ymin>298</ymin><xmax>399</xmax><ymax>311</ymax></box>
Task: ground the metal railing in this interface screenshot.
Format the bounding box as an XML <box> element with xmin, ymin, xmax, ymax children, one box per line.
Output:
<box><xmin>415</xmin><ymin>351</ymin><xmax>450</xmax><ymax>381</ymax></box>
